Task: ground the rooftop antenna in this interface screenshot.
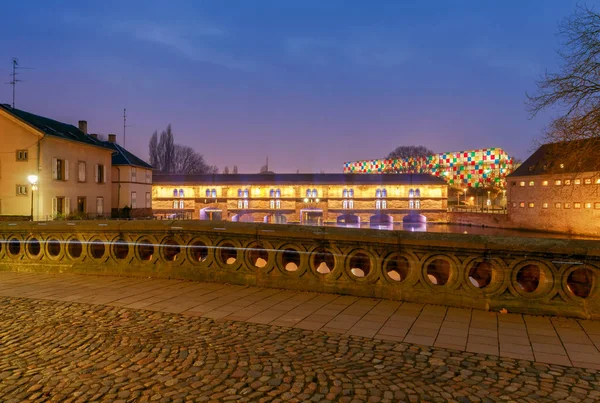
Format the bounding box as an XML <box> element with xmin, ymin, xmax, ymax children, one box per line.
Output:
<box><xmin>5</xmin><ymin>58</ymin><xmax>34</xmax><ymax>109</ymax></box>
<box><xmin>123</xmin><ymin>108</ymin><xmax>131</xmax><ymax>148</ymax></box>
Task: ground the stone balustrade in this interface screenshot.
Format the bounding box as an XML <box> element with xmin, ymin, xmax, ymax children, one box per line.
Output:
<box><xmin>0</xmin><ymin>221</ymin><xmax>598</xmax><ymax>319</ymax></box>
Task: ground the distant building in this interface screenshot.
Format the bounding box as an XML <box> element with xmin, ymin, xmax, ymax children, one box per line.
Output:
<box><xmin>344</xmin><ymin>148</ymin><xmax>513</xmax><ymax>188</ymax></box>
<box><xmin>0</xmin><ymin>104</ymin><xmax>152</xmax><ymax>220</ymax></box>
<box><xmin>507</xmin><ymin>141</ymin><xmax>600</xmax><ymax>236</ymax></box>
<box><xmin>152</xmin><ymin>173</ymin><xmax>448</xmax><ymax>224</ymax></box>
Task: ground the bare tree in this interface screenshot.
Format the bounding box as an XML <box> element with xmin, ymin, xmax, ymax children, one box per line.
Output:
<box><xmin>386</xmin><ymin>145</ymin><xmax>434</xmax><ymax>159</ymax></box>
<box><xmin>149</xmin><ymin>124</ymin><xmax>217</xmax><ymax>174</ymax></box>
<box><xmin>232</xmin><ymin>165</ymin><xmax>238</xmax><ymax>174</ymax></box>
<box><xmin>223</xmin><ymin>166</ymin><xmax>230</xmax><ymax>174</ymax></box>
<box><xmin>527</xmin><ymin>5</ymin><xmax>600</xmax><ymax>168</ymax></box>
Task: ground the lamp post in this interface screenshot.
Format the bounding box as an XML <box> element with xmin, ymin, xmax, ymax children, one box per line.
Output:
<box><xmin>28</xmin><ymin>175</ymin><xmax>38</xmax><ymax>221</ymax></box>
<box><xmin>463</xmin><ymin>188</ymin><xmax>467</xmax><ymax>208</ymax></box>
<box><xmin>487</xmin><ymin>190</ymin><xmax>491</xmax><ymax>210</ymax></box>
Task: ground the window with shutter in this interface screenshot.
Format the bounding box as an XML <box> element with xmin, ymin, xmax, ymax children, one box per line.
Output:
<box><xmin>96</xmin><ymin>197</ymin><xmax>104</xmax><ymax>215</ymax></box>
<box><xmin>52</xmin><ymin>198</ymin><xmax>57</xmax><ymax>216</ymax></box>
<box><xmin>78</xmin><ymin>161</ymin><xmax>86</xmax><ymax>182</ymax></box>
<box><xmin>145</xmin><ymin>192</ymin><xmax>151</xmax><ymax>208</ymax></box>
<box><xmin>131</xmin><ymin>192</ymin><xmax>137</xmax><ymax>208</ymax></box>
<box><xmin>94</xmin><ymin>164</ymin><xmax>99</xmax><ymax>183</ymax></box>
<box><xmin>65</xmin><ymin>198</ymin><xmax>71</xmax><ymax>214</ymax></box>
<box><xmin>64</xmin><ymin>160</ymin><xmax>69</xmax><ymax>181</ymax></box>
<box><xmin>102</xmin><ymin>165</ymin><xmax>106</xmax><ymax>183</ymax></box>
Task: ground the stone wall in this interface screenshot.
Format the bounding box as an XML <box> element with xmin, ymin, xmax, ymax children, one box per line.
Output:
<box><xmin>0</xmin><ymin>220</ymin><xmax>598</xmax><ymax>319</ymax></box>
<box><xmin>448</xmin><ymin>212</ymin><xmax>511</xmax><ymax>228</ymax></box>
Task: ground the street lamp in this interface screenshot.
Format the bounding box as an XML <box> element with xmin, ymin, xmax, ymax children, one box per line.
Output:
<box><xmin>463</xmin><ymin>188</ymin><xmax>467</xmax><ymax>207</ymax></box>
<box><xmin>28</xmin><ymin>175</ymin><xmax>38</xmax><ymax>221</ymax></box>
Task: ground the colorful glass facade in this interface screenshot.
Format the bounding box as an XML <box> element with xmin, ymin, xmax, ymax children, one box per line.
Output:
<box><xmin>343</xmin><ymin>148</ymin><xmax>513</xmax><ymax>188</ymax></box>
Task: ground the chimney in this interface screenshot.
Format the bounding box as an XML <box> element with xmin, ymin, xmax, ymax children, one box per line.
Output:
<box><xmin>78</xmin><ymin>120</ymin><xmax>88</xmax><ymax>134</ymax></box>
<box><xmin>90</xmin><ymin>134</ymin><xmax>98</xmax><ymax>139</ymax></box>
<box><xmin>108</xmin><ymin>134</ymin><xmax>116</xmax><ymax>143</ymax></box>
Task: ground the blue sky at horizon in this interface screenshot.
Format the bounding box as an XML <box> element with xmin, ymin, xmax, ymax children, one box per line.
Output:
<box><xmin>0</xmin><ymin>0</ymin><xmax>592</xmax><ymax>172</ymax></box>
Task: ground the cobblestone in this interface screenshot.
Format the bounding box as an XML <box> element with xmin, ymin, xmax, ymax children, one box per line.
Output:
<box><xmin>0</xmin><ymin>296</ymin><xmax>598</xmax><ymax>402</ymax></box>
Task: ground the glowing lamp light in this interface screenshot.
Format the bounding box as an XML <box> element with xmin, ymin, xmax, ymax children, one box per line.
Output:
<box><xmin>315</xmin><ymin>198</ymin><xmax>320</xmax><ymax>203</ymax></box>
<box><xmin>28</xmin><ymin>175</ymin><xmax>38</xmax><ymax>185</ymax></box>
<box><xmin>303</xmin><ymin>198</ymin><xmax>309</xmax><ymax>203</ymax></box>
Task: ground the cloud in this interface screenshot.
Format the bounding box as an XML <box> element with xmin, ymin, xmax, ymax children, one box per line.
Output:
<box><xmin>61</xmin><ymin>12</ymin><xmax>260</xmax><ymax>72</ymax></box>
<box><xmin>468</xmin><ymin>43</ymin><xmax>541</xmax><ymax>77</ymax></box>
<box><xmin>285</xmin><ymin>34</ymin><xmax>412</xmax><ymax>69</ymax></box>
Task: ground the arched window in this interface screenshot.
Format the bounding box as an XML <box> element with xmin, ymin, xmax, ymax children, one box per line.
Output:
<box><xmin>381</xmin><ymin>189</ymin><xmax>387</xmax><ymax>198</ymax></box>
<box><xmin>415</xmin><ymin>189</ymin><xmax>420</xmax><ymax>197</ymax></box>
<box><xmin>275</xmin><ymin>189</ymin><xmax>281</xmax><ymax>198</ymax></box>
<box><xmin>237</xmin><ymin>200</ymin><xmax>243</xmax><ymax>208</ymax></box>
<box><xmin>179</xmin><ymin>189</ymin><xmax>184</xmax><ymax>197</ymax></box>
<box><xmin>243</xmin><ymin>189</ymin><xmax>249</xmax><ymax>198</ymax></box>
<box><xmin>349</xmin><ymin>189</ymin><xmax>354</xmax><ymax>198</ymax></box>
<box><xmin>275</xmin><ymin>200</ymin><xmax>281</xmax><ymax>209</ymax></box>
<box><xmin>376</xmin><ymin>200</ymin><xmax>381</xmax><ymax>209</ymax></box>
<box><xmin>343</xmin><ymin>200</ymin><xmax>348</xmax><ymax>209</ymax></box>
<box><xmin>343</xmin><ymin>189</ymin><xmax>348</xmax><ymax>198</ymax></box>
<box><xmin>206</xmin><ymin>189</ymin><xmax>211</xmax><ymax>197</ymax></box>
<box><xmin>409</xmin><ymin>200</ymin><xmax>415</xmax><ymax>209</ymax></box>
<box><xmin>243</xmin><ymin>200</ymin><xmax>249</xmax><ymax>209</ymax></box>
<box><xmin>173</xmin><ymin>189</ymin><xmax>178</xmax><ymax>197</ymax></box>
<box><xmin>415</xmin><ymin>200</ymin><xmax>421</xmax><ymax>209</ymax></box>
<box><xmin>306</xmin><ymin>189</ymin><xmax>311</xmax><ymax>197</ymax></box>
<box><xmin>270</xmin><ymin>189</ymin><xmax>275</xmax><ymax>198</ymax></box>
<box><xmin>382</xmin><ymin>200</ymin><xmax>387</xmax><ymax>209</ymax></box>
<box><xmin>179</xmin><ymin>200</ymin><xmax>184</xmax><ymax>209</ymax></box>
<box><xmin>269</xmin><ymin>200</ymin><xmax>275</xmax><ymax>209</ymax></box>
<box><xmin>349</xmin><ymin>200</ymin><xmax>354</xmax><ymax>209</ymax></box>
<box><xmin>237</xmin><ymin>189</ymin><xmax>242</xmax><ymax>198</ymax></box>
<box><xmin>211</xmin><ymin>189</ymin><xmax>217</xmax><ymax>198</ymax></box>
<box><xmin>173</xmin><ymin>200</ymin><xmax>178</xmax><ymax>209</ymax></box>
<box><xmin>376</xmin><ymin>189</ymin><xmax>381</xmax><ymax>198</ymax></box>
<box><xmin>409</xmin><ymin>189</ymin><xmax>414</xmax><ymax>198</ymax></box>
<box><xmin>312</xmin><ymin>189</ymin><xmax>318</xmax><ymax>198</ymax></box>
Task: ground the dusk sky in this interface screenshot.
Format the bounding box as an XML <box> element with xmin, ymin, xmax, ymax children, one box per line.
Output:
<box><xmin>0</xmin><ymin>0</ymin><xmax>591</xmax><ymax>173</ymax></box>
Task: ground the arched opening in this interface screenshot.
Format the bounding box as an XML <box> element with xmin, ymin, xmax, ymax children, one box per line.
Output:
<box><xmin>190</xmin><ymin>241</ymin><xmax>209</xmax><ymax>262</ymax></box>
<box><xmin>27</xmin><ymin>238</ymin><xmax>41</xmax><ymax>257</ymax></box>
<box><xmin>337</xmin><ymin>214</ymin><xmax>360</xmax><ymax>225</ymax></box>
<box><xmin>67</xmin><ymin>239</ymin><xmax>82</xmax><ymax>258</ymax></box>
<box><xmin>313</xmin><ymin>249</ymin><xmax>335</xmax><ymax>274</ymax></box>
<box><xmin>113</xmin><ymin>240</ymin><xmax>129</xmax><ymax>260</ymax></box>
<box><xmin>163</xmin><ymin>240</ymin><xmax>181</xmax><ymax>261</ymax></box>
<box><xmin>370</xmin><ymin>214</ymin><xmax>393</xmax><ymax>226</ymax></box>
<box><xmin>385</xmin><ymin>255</ymin><xmax>409</xmax><ymax>282</ymax></box>
<box><xmin>90</xmin><ymin>240</ymin><xmax>105</xmax><ymax>259</ymax></box>
<box><xmin>516</xmin><ymin>265</ymin><xmax>541</xmax><ymax>292</ymax></box>
<box><xmin>8</xmin><ymin>239</ymin><xmax>20</xmax><ymax>255</ymax></box>
<box><xmin>137</xmin><ymin>240</ymin><xmax>154</xmax><ymax>261</ymax></box>
<box><xmin>469</xmin><ymin>261</ymin><xmax>492</xmax><ymax>288</ymax></box>
<box><xmin>282</xmin><ymin>249</ymin><xmax>301</xmax><ymax>272</ymax></box>
<box><xmin>220</xmin><ymin>242</ymin><xmax>238</xmax><ymax>265</ymax></box>
<box><xmin>427</xmin><ymin>259</ymin><xmax>450</xmax><ymax>285</ymax></box>
<box><xmin>349</xmin><ymin>252</ymin><xmax>371</xmax><ymax>278</ymax></box>
<box><xmin>47</xmin><ymin>239</ymin><xmax>61</xmax><ymax>257</ymax></box>
<box><xmin>567</xmin><ymin>268</ymin><xmax>593</xmax><ymax>298</ymax></box>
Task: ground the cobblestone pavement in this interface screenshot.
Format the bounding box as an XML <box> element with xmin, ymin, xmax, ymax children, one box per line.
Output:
<box><xmin>1</xmin><ymin>296</ymin><xmax>600</xmax><ymax>403</ymax></box>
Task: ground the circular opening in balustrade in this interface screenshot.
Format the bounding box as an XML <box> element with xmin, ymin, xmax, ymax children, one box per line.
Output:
<box><xmin>220</xmin><ymin>242</ymin><xmax>238</xmax><ymax>265</ymax></box>
<box><xmin>349</xmin><ymin>252</ymin><xmax>371</xmax><ymax>278</ymax></box>
<box><xmin>426</xmin><ymin>259</ymin><xmax>450</xmax><ymax>285</ymax></box>
<box><xmin>469</xmin><ymin>261</ymin><xmax>492</xmax><ymax>288</ymax></box>
<box><xmin>90</xmin><ymin>240</ymin><xmax>106</xmax><ymax>259</ymax></box>
<box><xmin>567</xmin><ymin>268</ymin><xmax>594</xmax><ymax>298</ymax></box>
<box><xmin>384</xmin><ymin>255</ymin><xmax>409</xmax><ymax>282</ymax></box>
<box><xmin>249</xmin><ymin>245</ymin><xmax>269</xmax><ymax>268</ymax></box>
<box><xmin>8</xmin><ymin>238</ymin><xmax>21</xmax><ymax>256</ymax></box>
<box><xmin>47</xmin><ymin>238</ymin><xmax>61</xmax><ymax>258</ymax></box>
<box><xmin>312</xmin><ymin>249</ymin><xmax>335</xmax><ymax>274</ymax></box>
<box><xmin>282</xmin><ymin>249</ymin><xmax>301</xmax><ymax>272</ymax></box>
<box><xmin>113</xmin><ymin>240</ymin><xmax>129</xmax><ymax>260</ymax></box>
<box><xmin>190</xmin><ymin>241</ymin><xmax>209</xmax><ymax>262</ymax></box>
<box><xmin>27</xmin><ymin>238</ymin><xmax>41</xmax><ymax>257</ymax></box>
<box><xmin>67</xmin><ymin>239</ymin><xmax>82</xmax><ymax>258</ymax></box>
<box><xmin>137</xmin><ymin>240</ymin><xmax>154</xmax><ymax>261</ymax></box>
<box><xmin>516</xmin><ymin>264</ymin><xmax>541</xmax><ymax>293</ymax></box>
<box><xmin>163</xmin><ymin>240</ymin><xmax>181</xmax><ymax>262</ymax></box>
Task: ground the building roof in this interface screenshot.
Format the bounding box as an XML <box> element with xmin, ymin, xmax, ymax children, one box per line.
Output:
<box><xmin>508</xmin><ymin>139</ymin><xmax>600</xmax><ymax>177</ymax></box>
<box><xmin>0</xmin><ymin>104</ymin><xmax>107</xmax><ymax>149</ymax></box>
<box><xmin>153</xmin><ymin>173</ymin><xmax>446</xmax><ymax>186</ymax></box>
<box><xmin>101</xmin><ymin>141</ymin><xmax>152</xmax><ymax>169</ymax></box>
<box><xmin>0</xmin><ymin>104</ymin><xmax>152</xmax><ymax>169</ymax></box>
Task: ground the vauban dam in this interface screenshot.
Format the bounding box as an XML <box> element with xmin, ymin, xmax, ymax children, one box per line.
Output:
<box><xmin>1</xmin><ymin>220</ymin><xmax>598</xmax><ymax>320</ymax></box>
